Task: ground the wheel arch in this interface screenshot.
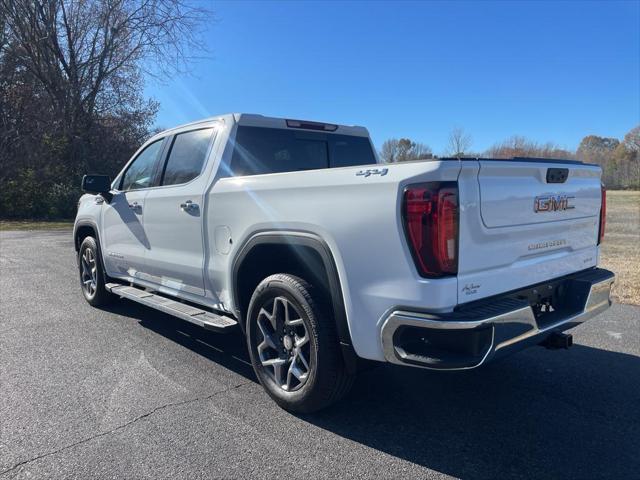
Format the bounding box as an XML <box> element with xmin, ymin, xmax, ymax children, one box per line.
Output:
<box><xmin>74</xmin><ymin>221</ymin><xmax>99</xmax><ymax>252</ymax></box>
<box><xmin>231</xmin><ymin>231</ymin><xmax>358</xmax><ymax>372</ymax></box>
<box><xmin>74</xmin><ymin>220</ymin><xmax>110</xmax><ymax>283</ymax></box>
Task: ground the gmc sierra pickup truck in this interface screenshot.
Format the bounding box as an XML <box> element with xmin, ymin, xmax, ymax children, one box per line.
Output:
<box><xmin>74</xmin><ymin>113</ymin><xmax>615</xmax><ymax>412</ymax></box>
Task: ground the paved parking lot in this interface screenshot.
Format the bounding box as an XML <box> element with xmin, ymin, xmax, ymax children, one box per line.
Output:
<box><xmin>1</xmin><ymin>230</ymin><xmax>639</xmax><ymax>479</ymax></box>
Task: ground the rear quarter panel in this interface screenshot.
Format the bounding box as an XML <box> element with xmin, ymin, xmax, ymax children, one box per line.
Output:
<box><xmin>206</xmin><ymin>161</ymin><xmax>462</xmax><ymax>361</ymax></box>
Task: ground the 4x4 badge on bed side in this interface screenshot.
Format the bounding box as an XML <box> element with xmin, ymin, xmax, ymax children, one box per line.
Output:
<box><xmin>356</xmin><ymin>168</ymin><xmax>388</xmax><ymax>178</ymax></box>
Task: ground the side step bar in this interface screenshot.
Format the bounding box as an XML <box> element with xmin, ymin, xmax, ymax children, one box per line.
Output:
<box><xmin>105</xmin><ymin>283</ymin><xmax>238</xmax><ymax>333</ymax></box>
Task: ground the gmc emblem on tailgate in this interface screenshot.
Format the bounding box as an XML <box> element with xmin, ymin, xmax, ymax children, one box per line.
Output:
<box><xmin>534</xmin><ymin>194</ymin><xmax>575</xmax><ymax>212</ymax></box>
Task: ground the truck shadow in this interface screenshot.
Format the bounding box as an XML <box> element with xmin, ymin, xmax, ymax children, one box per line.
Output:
<box><xmin>102</xmin><ymin>300</ymin><xmax>640</xmax><ymax>479</ymax></box>
<box><xmin>308</xmin><ymin>346</ymin><xmax>640</xmax><ymax>479</ymax></box>
<box><xmin>101</xmin><ymin>300</ymin><xmax>256</xmax><ymax>381</ymax></box>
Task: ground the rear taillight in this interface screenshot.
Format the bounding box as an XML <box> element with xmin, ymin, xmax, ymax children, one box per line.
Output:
<box><xmin>403</xmin><ymin>182</ymin><xmax>459</xmax><ymax>277</ymax></box>
<box><xmin>598</xmin><ymin>184</ymin><xmax>606</xmax><ymax>244</ymax></box>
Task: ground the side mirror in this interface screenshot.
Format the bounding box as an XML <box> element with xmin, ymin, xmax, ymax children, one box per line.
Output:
<box><xmin>82</xmin><ymin>174</ymin><xmax>112</xmax><ymax>199</ymax></box>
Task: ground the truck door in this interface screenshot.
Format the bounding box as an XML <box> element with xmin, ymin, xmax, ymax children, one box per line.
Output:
<box><xmin>102</xmin><ymin>138</ymin><xmax>165</xmax><ymax>279</ymax></box>
<box><xmin>141</xmin><ymin>127</ymin><xmax>216</xmax><ymax>297</ymax></box>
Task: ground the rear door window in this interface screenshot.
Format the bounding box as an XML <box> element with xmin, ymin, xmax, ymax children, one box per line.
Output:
<box><xmin>329</xmin><ymin>136</ymin><xmax>377</xmax><ymax>168</ymax></box>
<box><xmin>228</xmin><ymin>126</ymin><xmax>375</xmax><ymax>176</ymax></box>
<box><xmin>229</xmin><ymin>127</ymin><xmax>328</xmax><ymax>176</ymax></box>
<box><xmin>161</xmin><ymin>128</ymin><xmax>213</xmax><ymax>186</ymax></box>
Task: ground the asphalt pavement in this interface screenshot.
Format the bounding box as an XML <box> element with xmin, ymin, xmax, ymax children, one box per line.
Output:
<box><xmin>1</xmin><ymin>230</ymin><xmax>639</xmax><ymax>479</ymax></box>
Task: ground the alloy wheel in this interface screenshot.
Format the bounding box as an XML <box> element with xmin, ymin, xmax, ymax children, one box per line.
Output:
<box><xmin>80</xmin><ymin>247</ymin><xmax>97</xmax><ymax>297</ymax></box>
<box><xmin>256</xmin><ymin>296</ymin><xmax>311</xmax><ymax>392</ymax></box>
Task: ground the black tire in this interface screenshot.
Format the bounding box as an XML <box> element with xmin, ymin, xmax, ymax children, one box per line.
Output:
<box><xmin>78</xmin><ymin>236</ymin><xmax>113</xmax><ymax>307</ymax></box>
<box><xmin>246</xmin><ymin>274</ymin><xmax>354</xmax><ymax>413</ymax></box>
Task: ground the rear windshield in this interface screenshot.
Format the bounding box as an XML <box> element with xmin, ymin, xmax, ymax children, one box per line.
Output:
<box><xmin>226</xmin><ymin>126</ymin><xmax>376</xmax><ymax>177</ymax></box>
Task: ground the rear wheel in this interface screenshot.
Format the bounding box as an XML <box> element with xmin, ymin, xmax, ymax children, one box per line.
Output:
<box><xmin>246</xmin><ymin>274</ymin><xmax>354</xmax><ymax>413</ymax></box>
<box><xmin>78</xmin><ymin>236</ymin><xmax>113</xmax><ymax>307</ymax></box>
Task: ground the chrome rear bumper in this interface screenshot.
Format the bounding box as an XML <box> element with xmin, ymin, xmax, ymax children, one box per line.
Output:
<box><xmin>381</xmin><ymin>268</ymin><xmax>615</xmax><ymax>370</ymax></box>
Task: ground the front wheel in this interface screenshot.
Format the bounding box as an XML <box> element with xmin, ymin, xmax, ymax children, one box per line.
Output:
<box><xmin>78</xmin><ymin>236</ymin><xmax>113</xmax><ymax>307</ymax></box>
<box><xmin>246</xmin><ymin>274</ymin><xmax>354</xmax><ymax>413</ymax></box>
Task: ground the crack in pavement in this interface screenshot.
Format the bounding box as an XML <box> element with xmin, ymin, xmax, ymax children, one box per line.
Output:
<box><xmin>0</xmin><ymin>381</ymin><xmax>251</xmax><ymax>477</ymax></box>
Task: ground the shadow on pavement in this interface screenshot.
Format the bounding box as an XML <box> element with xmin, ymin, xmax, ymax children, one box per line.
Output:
<box><xmin>102</xmin><ymin>299</ymin><xmax>640</xmax><ymax>479</ymax></box>
<box><xmin>308</xmin><ymin>345</ymin><xmax>640</xmax><ymax>479</ymax></box>
<box><xmin>100</xmin><ymin>300</ymin><xmax>256</xmax><ymax>382</ymax></box>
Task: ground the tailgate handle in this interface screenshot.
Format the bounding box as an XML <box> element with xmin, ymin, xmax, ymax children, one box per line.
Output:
<box><xmin>546</xmin><ymin>168</ymin><xmax>568</xmax><ymax>183</ymax></box>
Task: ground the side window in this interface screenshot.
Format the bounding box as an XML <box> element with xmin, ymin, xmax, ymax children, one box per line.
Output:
<box><xmin>121</xmin><ymin>140</ymin><xmax>164</xmax><ymax>191</ymax></box>
<box><xmin>228</xmin><ymin>127</ymin><xmax>375</xmax><ymax>176</ymax></box>
<box><xmin>229</xmin><ymin>127</ymin><xmax>329</xmax><ymax>176</ymax></box>
<box><xmin>329</xmin><ymin>135</ymin><xmax>377</xmax><ymax>168</ymax></box>
<box><xmin>161</xmin><ymin>128</ymin><xmax>213</xmax><ymax>186</ymax></box>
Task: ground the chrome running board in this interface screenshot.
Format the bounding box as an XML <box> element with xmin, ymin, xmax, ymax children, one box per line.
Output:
<box><xmin>106</xmin><ymin>283</ymin><xmax>238</xmax><ymax>333</ymax></box>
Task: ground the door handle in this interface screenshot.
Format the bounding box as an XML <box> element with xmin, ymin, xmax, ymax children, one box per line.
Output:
<box><xmin>180</xmin><ymin>200</ymin><xmax>198</xmax><ymax>212</ymax></box>
<box><xmin>128</xmin><ymin>201</ymin><xmax>142</xmax><ymax>213</ymax></box>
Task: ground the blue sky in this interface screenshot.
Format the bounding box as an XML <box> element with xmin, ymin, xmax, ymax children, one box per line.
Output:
<box><xmin>145</xmin><ymin>0</ymin><xmax>640</xmax><ymax>154</ymax></box>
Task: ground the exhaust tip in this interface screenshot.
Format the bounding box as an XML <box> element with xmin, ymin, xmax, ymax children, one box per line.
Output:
<box><xmin>541</xmin><ymin>332</ymin><xmax>573</xmax><ymax>350</ymax></box>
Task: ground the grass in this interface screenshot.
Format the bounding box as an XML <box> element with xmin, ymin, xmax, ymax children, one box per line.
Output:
<box><xmin>1</xmin><ymin>191</ymin><xmax>637</xmax><ymax>304</ymax></box>
<box><xmin>599</xmin><ymin>190</ymin><xmax>640</xmax><ymax>305</ymax></box>
<box><xmin>0</xmin><ymin>220</ymin><xmax>73</xmax><ymax>231</ymax></box>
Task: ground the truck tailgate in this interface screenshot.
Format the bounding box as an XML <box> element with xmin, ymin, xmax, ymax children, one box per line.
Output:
<box><xmin>478</xmin><ymin>161</ymin><xmax>601</xmax><ymax>227</ymax></box>
<box><xmin>457</xmin><ymin>160</ymin><xmax>603</xmax><ymax>304</ymax></box>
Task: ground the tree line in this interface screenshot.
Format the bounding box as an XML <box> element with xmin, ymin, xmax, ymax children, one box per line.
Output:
<box><xmin>380</xmin><ymin>126</ymin><xmax>640</xmax><ymax>190</ymax></box>
<box><xmin>0</xmin><ymin>0</ymin><xmax>210</xmax><ymax>219</ymax></box>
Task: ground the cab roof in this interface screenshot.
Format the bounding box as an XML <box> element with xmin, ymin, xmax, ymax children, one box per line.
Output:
<box><xmin>150</xmin><ymin>113</ymin><xmax>370</xmax><ymax>140</ymax></box>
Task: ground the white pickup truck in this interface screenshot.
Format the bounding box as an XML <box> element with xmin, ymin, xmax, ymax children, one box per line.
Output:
<box><xmin>74</xmin><ymin>113</ymin><xmax>615</xmax><ymax>412</ymax></box>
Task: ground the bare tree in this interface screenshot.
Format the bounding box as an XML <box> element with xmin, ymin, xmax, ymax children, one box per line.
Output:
<box><xmin>0</xmin><ymin>0</ymin><xmax>212</xmax><ymax>218</ymax></box>
<box><xmin>380</xmin><ymin>137</ymin><xmax>432</xmax><ymax>162</ymax></box>
<box><xmin>446</xmin><ymin>127</ymin><xmax>472</xmax><ymax>157</ymax></box>
<box><xmin>619</xmin><ymin>126</ymin><xmax>640</xmax><ymax>189</ymax></box>
<box><xmin>412</xmin><ymin>142</ymin><xmax>432</xmax><ymax>160</ymax></box>
<box><xmin>396</xmin><ymin>138</ymin><xmax>414</xmax><ymax>161</ymax></box>
<box><xmin>1</xmin><ymin>0</ymin><xmax>211</xmax><ymax>169</ymax></box>
<box><xmin>380</xmin><ymin>138</ymin><xmax>400</xmax><ymax>163</ymax></box>
<box><xmin>623</xmin><ymin>126</ymin><xmax>640</xmax><ymax>152</ymax></box>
